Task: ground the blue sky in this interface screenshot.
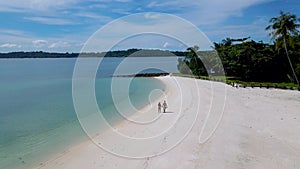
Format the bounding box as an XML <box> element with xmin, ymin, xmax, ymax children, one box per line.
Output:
<box><xmin>0</xmin><ymin>0</ymin><xmax>299</xmax><ymax>52</ymax></box>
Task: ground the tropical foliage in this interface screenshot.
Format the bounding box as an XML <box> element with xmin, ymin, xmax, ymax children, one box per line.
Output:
<box><xmin>178</xmin><ymin>11</ymin><xmax>300</xmax><ymax>88</ymax></box>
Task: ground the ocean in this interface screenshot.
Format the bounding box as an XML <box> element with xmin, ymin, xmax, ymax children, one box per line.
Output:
<box><xmin>0</xmin><ymin>57</ymin><xmax>179</xmax><ymax>169</ymax></box>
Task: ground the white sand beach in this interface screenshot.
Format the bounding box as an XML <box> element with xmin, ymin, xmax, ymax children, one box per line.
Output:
<box><xmin>37</xmin><ymin>76</ymin><xmax>300</xmax><ymax>169</ymax></box>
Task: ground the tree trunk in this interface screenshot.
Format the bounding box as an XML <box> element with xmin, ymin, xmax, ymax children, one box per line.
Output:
<box><xmin>283</xmin><ymin>37</ymin><xmax>300</xmax><ymax>90</ymax></box>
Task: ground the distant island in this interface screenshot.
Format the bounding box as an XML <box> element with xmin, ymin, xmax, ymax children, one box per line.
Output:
<box><xmin>0</xmin><ymin>49</ymin><xmax>186</xmax><ymax>58</ymax></box>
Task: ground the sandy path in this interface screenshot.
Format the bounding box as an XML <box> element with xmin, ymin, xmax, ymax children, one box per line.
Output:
<box><xmin>37</xmin><ymin>76</ymin><xmax>300</xmax><ymax>169</ymax></box>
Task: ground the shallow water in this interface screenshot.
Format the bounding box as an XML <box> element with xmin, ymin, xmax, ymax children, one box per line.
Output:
<box><xmin>0</xmin><ymin>57</ymin><xmax>177</xmax><ymax>169</ymax></box>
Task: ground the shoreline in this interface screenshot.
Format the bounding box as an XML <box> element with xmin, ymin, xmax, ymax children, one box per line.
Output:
<box><xmin>32</xmin><ymin>76</ymin><xmax>169</xmax><ymax>169</ymax></box>
<box><xmin>36</xmin><ymin>76</ymin><xmax>300</xmax><ymax>169</ymax></box>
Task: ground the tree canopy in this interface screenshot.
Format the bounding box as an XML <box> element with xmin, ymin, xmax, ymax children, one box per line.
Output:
<box><xmin>178</xmin><ymin>23</ymin><xmax>300</xmax><ymax>84</ymax></box>
<box><xmin>265</xmin><ymin>11</ymin><xmax>300</xmax><ymax>88</ymax></box>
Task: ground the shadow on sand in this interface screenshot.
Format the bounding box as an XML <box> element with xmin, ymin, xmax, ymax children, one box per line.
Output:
<box><xmin>161</xmin><ymin>111</ymin><xmax>175</xmax><ymax>114</ymax></box>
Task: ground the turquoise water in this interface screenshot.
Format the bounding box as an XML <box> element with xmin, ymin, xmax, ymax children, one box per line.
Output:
<box><xmin>0</xmin><ymin>58</ymin><xmax>172</xmax><ymax>169</ymax></box>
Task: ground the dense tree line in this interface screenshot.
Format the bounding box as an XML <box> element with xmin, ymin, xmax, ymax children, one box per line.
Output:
<box><xmin>178</xmin><ymin>11</ymin><xmax>300</xmax><ymax>87</ymax></box>
<box><xmin>0</xmin><ymin>51</ymin><xmax>78</xmax><ymax>58</ymax></box>
<box><xmin>0</xmin><ymin>49</ymin><xmax>186</xmax><ymax>58</ymax></box>
<box><xmin>214</xmin><ymin>39</ymin><xmax>300</xmax><ymax>82</ymax></box>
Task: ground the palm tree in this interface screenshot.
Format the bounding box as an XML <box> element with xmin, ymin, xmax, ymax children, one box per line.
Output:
<box><xmin>265</xmin><ymin>11</ymin><xmax>300</xmax><ymax>89</ymax></box>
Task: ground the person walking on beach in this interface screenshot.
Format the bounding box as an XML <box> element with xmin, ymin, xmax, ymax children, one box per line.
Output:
<box><xmin>162</xmin><ymin>100</ymin><xmax>167</xmax><ymax>113</ymax></box>
<box><xmin>158</xmin><ymin>102</ymin><xmax>161</xmax><ymax>113</ymax></box>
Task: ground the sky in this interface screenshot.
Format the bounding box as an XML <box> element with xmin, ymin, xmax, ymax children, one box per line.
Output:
<box><xmin>0</xmin><ymin>0</ymin><xmax>299</xmax><ymax>52</ymax></box>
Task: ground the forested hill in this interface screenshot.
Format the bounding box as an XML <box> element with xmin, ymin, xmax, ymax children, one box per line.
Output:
<box><xmin>0</xmin><ymin>49</ymin><xmax>186</xmax><ymax>58</ymax></box>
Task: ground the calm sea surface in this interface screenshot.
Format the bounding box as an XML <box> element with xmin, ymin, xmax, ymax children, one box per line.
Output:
<box><xmin>0</xmin><ymin>57</ymin><xmax>179</xmax><ymax>169</ymax></box>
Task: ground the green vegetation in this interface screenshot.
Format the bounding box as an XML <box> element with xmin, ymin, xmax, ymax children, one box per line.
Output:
<box><xmin>177</xmin><ymin>11</ymin><xmax>300</xmax><ymax>90</ymax></box>
<box><xmin>0</xmin><ymin>49</ymin><xmax>185</xmax><ymax>58</ymax></box>
<box><xmin>1</xmin><ymin>11</ymin><xmax>299</xmax><ymax>90</ymax></box>
<box><xmin>265</xmin><ymin>11</ymin><xmax>300</xmax><ymax>88</ymax></box>
<box><xmin>0</xmin><ymin>51</ymin><xmax>78</xmax><ymax>58</ymax></box>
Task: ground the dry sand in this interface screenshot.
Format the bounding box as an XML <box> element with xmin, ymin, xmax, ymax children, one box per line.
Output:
<box><xmin>37</xmin><ymin>76</ymin><xmax>300</xmax><ymax>169</ymax></box>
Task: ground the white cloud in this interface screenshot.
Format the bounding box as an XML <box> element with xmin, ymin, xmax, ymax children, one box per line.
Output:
<box><xmin>48</xmin><ymin>41</ymin><xmax>70</xmax><ymax>49</ymax></box>
<box><xmin>112</xmin><ymin>9</ymin><xmax>131</xmax><ymax>15</ymax></box>
<box><xmin>163</xmin><ymin>42</ymin><xmax>170</xmax><ymax>48</ymax></box>
<box><xmin>0</xmin><ymin>43</ymin><xmax>21</xmax><ymax>48</ymax></box>
<box><xmin>0</xmin><ymin>0</ymin><xmax>272</xmax><ymax>28</ymax></box>
<box><xmin>144</xmin><ymin>13</ymin><xmax>161</xmax><ymax>19</ymax></box>
<box><xmin>75</xmin><ymin>12</ymin><xmax>112</xmax><ymax>21</ymax></box>
<box><xmin>146</xmin><ymin>0</ymin><xmax>270</xmax><ymax>25</ymax></box>
<box><xmin>115</xmin><ymin>0</ymin><xmax>132</xmax><ymax>2</ymax></box>
<box><xmin>204</xmin><ymin>22</ymin><xmax>269</xmax><ymax>42</ymax></box>
<box><xmin>0</xmin><ymin>0</ymin><xmax>274</xmax><ymax>52</ymax></box>
<box><xmin>0</xmin><ymin>0</ymin><xmax>134</xmax><ymax>12</ymax></box>
<box><xmin>0</xmin><ymin>0</ymin><xmax>79</xmax><ymax>12</ymax></box>
<box><xmin>0</xmin><ymin>29</ymin><xmax>27</xmax><ymax>36</ymax></box>
<box><xmin>0</xmin><ymin>0</ymin><xmax>272</xmax><ymax>26</ymax></box>
<box><xmin>147</xmin><ymin>1</ymin><xmax>157</xmax><ymax>8</ymax></box>
<box><xmin>81</xmin><ymin>13</ymin><xmax>213</xmax><ymax>52</ymax></box>
<box><xmin>88</xmin><ymin>4</ymin><xmax>107</xmax><ymax>9</ymax></box>
<box><xmin>0</xmin><ymin>28</ymin><xmax>89</xmax><ymax>52</ymax></box>
<box><xmin>23</xmin><ymin>16</ymin><xmax>75</xmax><ymax>25</ymax></box>
<box><xmin>32</xmin><ymin>40</ymin><xmax>48</xmax><ymax>48</ymax></box>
